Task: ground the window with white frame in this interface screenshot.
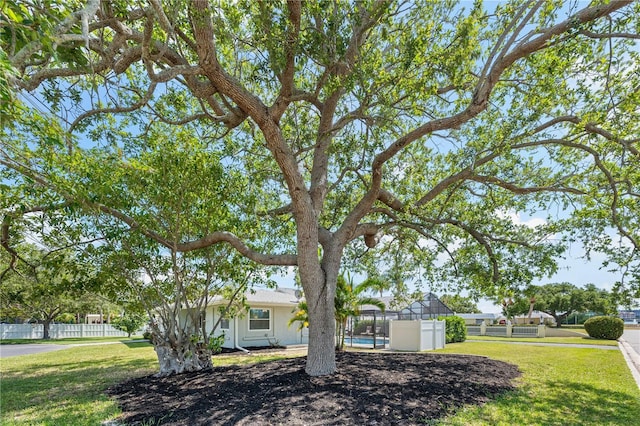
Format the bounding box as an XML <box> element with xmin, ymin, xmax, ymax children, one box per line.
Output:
<box><xmin>217</xmin><ymin>307</ymin><xmax>230</xmax><ymax>330</ymax></box>
<box><xmin>248</xmin><ymin>308</ymin><xmax>271</xmax><ymax>331</ymax></box>
<box><xmin>220</xmin><ymin>318</ymin><xmax>230</xmax><ymax>330</ymax></box>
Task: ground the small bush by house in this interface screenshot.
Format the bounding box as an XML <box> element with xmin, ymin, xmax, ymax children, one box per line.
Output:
<box><xmin>439</xmin><ymin>315</ymin><xmax>467</xmax><ymax>343</ymax></box>
<box><xmin>583</xmin><ymin>316</ymin><xmax>624</xmax><ymax>340</ymax></box>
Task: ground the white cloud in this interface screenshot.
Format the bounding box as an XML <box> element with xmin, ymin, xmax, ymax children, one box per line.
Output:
<box><xmin>495</xmin><ymin>209</ymin><xmax>546</xmax><ymax>229</ymax></box>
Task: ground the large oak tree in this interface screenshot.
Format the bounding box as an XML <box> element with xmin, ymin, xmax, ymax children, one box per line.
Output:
<box><xmin>1</xmin><ymin>1</ymin><xmax>639</xmax><ymax>376</ymax></box>
<box><xmin>0</xmin><ymin>246</ymin><xmax>93</xmax><ymax>339</ymax></box>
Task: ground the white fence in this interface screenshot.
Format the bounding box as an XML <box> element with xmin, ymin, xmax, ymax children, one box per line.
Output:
<box><xmin>467</xmin><ymin>323</ymin><xmax>546</xmax><ymax>338</ymax></box>
<box><xmin>0</xmin><ymin>323</ymin><xmax>139</xmax><ymax>340</ymax></box>
<box><xmin>389</xmin><ymin>320</ymin><xmax>446</xmax><ymax>351</ymax></box>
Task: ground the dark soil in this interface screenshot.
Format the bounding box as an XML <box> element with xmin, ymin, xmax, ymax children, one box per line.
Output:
<box><xmin>107</xmin><ymin>351</ymin><xmax>521</xmax><ymax>425</ymax></box>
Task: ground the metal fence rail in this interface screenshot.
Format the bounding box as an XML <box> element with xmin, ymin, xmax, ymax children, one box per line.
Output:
<box><xmin>467</xmin><ymin>326</ymin><xmax>481</xmax><ymax>336</ymax></box>
<box><xmin>465</xmin><ymin>323</ymin><xmax>546</xmax><ymax>338</ymax></box>
<box><xmin>485</xmin><ymin>326</ymin><xmax>508</xmax><ymax>336</ymax></box>
<box><xmin>512</xmin><ymin>326</ymin><xmax>539</xmax><ymax>337</ymax></box>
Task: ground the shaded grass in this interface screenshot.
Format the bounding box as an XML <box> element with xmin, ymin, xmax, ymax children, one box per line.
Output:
<box><xmin>1</xmin><ymin>342</ymin><xmax>157</xmax><ymax>425</ymax></box>
<box><xmin>0</xmin><ymin>342</ymin><xmax>292</xmax><ymax>425</ymax></box>
<box><xmin>466</xmin><ymin>335</ymin><xmax>619</xmax><ymax>346</ymax></box>
<box><xmin>436</xmin><ymin>342</ymin><xmax>640</xmax><ymax>425</ymax></box>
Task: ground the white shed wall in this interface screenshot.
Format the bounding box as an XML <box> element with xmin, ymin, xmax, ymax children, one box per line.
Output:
<box><xmin>390</xmin><ymin>320</ymin><xmax>445</xmax><ymax>351</ymax></box>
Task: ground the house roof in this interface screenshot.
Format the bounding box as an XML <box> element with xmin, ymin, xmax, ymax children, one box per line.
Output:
<box><xmin>245</xmin><ymin>288</ymin><xmax>302</xmax><ymax>306</ymax></box>
<box><xmin>208</xmin><ymin>287</ymin><xmax>302</xmax><ymax>308</ymax></box>
<box><xmin>513</xmin><ymin>311</ymin><xmax>554</xmax><ymax>319</ymax></box>
<box><xmin>458</xmin><ymin>313</ymin><xmax>499</xmax><ymax>320</ymax></box>
<box><xmin>359</xmin><ymin>296</ymin><xmax>395</xmax><ymax>312</ymax></box>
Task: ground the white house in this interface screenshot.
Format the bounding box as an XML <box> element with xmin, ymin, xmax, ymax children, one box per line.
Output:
<box><xmin>457</xmin><ymin>313</ymin><xmax>499</xmax><ymax>325</ymax></box>
<box><xmin>512</xmin><ymin>311</ymin><xmax>556</xmax><ymax>326</ymax></box>
<box><xmin>204</xmin><ymin>287</ymin><xmax>308</xmax><ymax>351</ymax></box>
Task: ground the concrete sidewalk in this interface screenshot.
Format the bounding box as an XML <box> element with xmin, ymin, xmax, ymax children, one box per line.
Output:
<box><xmin>0</xmin><ymin>344</ymin><xmax>68</xmax><ymax>358</ymax></box>
<box><xmin>619</xmin><ymin>338</ymin><xmax>640</xmax><ymax>390</ymax></box>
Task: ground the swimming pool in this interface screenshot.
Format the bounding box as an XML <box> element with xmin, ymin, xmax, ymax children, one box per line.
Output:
<box><xmin>346</xmin><ymin>337</ymin><xmax>389</xmax><ymax>345</ymax></box>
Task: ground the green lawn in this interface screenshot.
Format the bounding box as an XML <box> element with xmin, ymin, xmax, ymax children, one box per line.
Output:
<box><xmin>466</xmin><ymin>335</ymin><xmax>619</xmax><ymax>346</ymax></box>
<box><xmin>437</xmin><ymin>342</ymin><xmax>640</xmax><ymax>425</ymax></box>
<box><xmin>0</xmin><ymin>342</ymin><xmax>157</xmax><ymax>425</ymax></box>
<box><xmin>0</xmin><ymin>342</ymin><xmax>293</xmax><ymax>425</ymax></box>
<box><xmin>1</xmin><ymin>340</ymin><xmax>638</xmax><ymax>425</ymax></box>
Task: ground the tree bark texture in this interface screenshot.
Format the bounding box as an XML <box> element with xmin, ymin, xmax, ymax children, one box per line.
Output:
<box><xmin>42</xmin><ymin>320</ymin><xmax>51</xmax><ymax>340</ymax></box>
<box><xmin>304</xmin><ymin>289</ymin><xmax>337</xmax><ymax>376</ymax></box>
<box><xmin>300</xmin><ymin>247</ymin><xmax>342</xmax><ymax>376</ymax></box>
<box><xmin>151</xmin><ymin>332</ymin><xmax>214</xmax><ymax>376</ymax></box>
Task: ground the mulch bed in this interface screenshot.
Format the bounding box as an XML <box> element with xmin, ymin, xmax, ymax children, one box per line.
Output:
<box><xmin>107</xmin><ymin>351</ymin><xmax>521</xmax><ymax>425</ymax></box>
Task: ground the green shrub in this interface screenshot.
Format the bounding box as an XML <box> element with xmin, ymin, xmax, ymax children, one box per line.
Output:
<box><xmin>207</xmin><ymin>333</ymin><xmax>225</xmax><ymax>354</ymax></box>
<box><xmin>111</xmin><ymin>313</ymin><xmax>147</xmax><ymax>338</ymax></box>
<box><xmin>439</xmin><ymin>315</ymin><xmax>467</xmax><ymax>343</ymax></box>
<box><xmin>56</xmin><ymin>313</ymin><xmax>77</xmax><ymax>324</ymax></box>
<box><xmin>142</xmin><ymin>329</ymin><xmax>152</xmax><ymax>341</ymax></box>
<box><xmin>583</xmin><ymin>316</ymin><xmax>624</xmax><ymax>340</ymax></box>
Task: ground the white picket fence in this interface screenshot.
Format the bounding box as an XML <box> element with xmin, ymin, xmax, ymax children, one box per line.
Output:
<box><xmin>0</xmin><ymin>323</ymin><xmax>140</xmax><ymax>340</ymax></box>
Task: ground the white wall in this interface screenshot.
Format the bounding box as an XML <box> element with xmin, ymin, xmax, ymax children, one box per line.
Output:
<box><xmin>390</xmin><ymin>320</ymin><xmax>445</xmax><ymax>351</ymax></box>
<box><xmin>205</xmin><ymin>304</ymin><xmax>308</xmax><ymax>349</ymax></box>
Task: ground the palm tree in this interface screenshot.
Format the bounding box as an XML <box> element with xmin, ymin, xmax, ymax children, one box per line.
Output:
<box><xmin>288</xmin><ymin>275</ymin><xmax>386</xmax><ymax>350</ymax></box>
<box><xmin>335</xmin><ymin>273</ymin><xmax>385</xmax><ymax>351</ymax></box>
<box><xmin>288</xmin><ymin>300</ymin><xmax>309</xmax><ymax>331</ymax></box>
<box><xmin>358</xmin><ymin>276</ymin><xmax>391</xmax><ymax>299</ymax></box>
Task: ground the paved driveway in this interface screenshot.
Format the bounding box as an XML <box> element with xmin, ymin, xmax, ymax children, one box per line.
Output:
<box><xmin>0</xmin><ymin>344</ymin><xmax>68</xmax><ymax>358</ymax></box>
<box><xmin>623</xmin><ymin>328</ymin><xmax>640</xmax><ymax>356</ymax></box>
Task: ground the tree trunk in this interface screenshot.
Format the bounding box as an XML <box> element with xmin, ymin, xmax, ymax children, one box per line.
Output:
<box><xmin>150</xmin><ymin>329</ymin><xmax>213</xmax><ymax>376</ymax></box>
<box><xmin>339</xmin><ymin>317</ymin><xmax>348</xmax><ymax>351</ymax></box>
<box><xmin>300</xmin><ymin>248</ymin><xmax>341</xmax><ymax>376</ymax></box>
<box><xmin>148</xmin><ymin>315</ymin><xmax>213</xmax><ymax>376</ymax></box>
<box><xmin>526</xmin><ymin>298</ymin><xmax>535</xmax><ymax>323</ymax></box>
<box><xmin>552</xmin><ymin>312</ymin><xmax>565</xmax><ymax>327</ymax></box>
<box><xmin>305</xmin><ymin>293</ymin><xmax>336</xmax><ymax>376</ymax></box>
<box><xmin>42</xmin><ymin>319</ymin><xmax>51</xmax><ymax>340</ymax></box>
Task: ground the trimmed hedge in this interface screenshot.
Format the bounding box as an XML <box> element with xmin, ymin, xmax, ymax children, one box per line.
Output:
<box><xmin>439</xmin><ymin>315</ymin><xmax>467</xmax><ymax>343</ymax></box>
<box><xmin>583</xmin><ymin>316</ymin><xmax>624</xmax><ymax>340</ymax></box>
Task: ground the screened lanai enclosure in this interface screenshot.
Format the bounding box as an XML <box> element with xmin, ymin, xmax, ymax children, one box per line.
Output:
<box><xmin>346</xmin><ymin>293</ymin><xmax>454</xmax><ymax>349</ymax></box>
<box><xmin>396</xmin><ymin>293</ymin><xmax>455</xmax><ymax>320</ymax></box>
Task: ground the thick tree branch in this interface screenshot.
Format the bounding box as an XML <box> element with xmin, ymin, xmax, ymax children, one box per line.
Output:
<box><xmin>69</xmin><ymin>82</ymin><xmax>158</xmax><ymax>132</ymax></box>
<box><xmin>1</xmin><ymin>202</ymin><xmax>75</xmax><ymax>282</ymax></box>
<box><xmin>377</xmin><ymin>189</ymin><xmax>405</xmax><ymax>212</ymax></box>
<box><xmin>310</xmin><ymin>1</ymin><xmax>389</xmax><ymax>215</ymax></box>
<box><xmin>0</xmin><ymin>158</ymin><xmax>297</xmax><ymax>268</ymax></box>
<box><xmin>269</xmin><ymin>0</ymin><xmax>302</xmax><ymax>122</ymax></box>
<box><xmin>467</xmin><ymin>175</ymin><xmax>586</xmax><ymax>196</ymax></box>
<box><xmin>578</xmin><ymin>30</ymin><xmax>640</xmax><ymax>40</ymax></box>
